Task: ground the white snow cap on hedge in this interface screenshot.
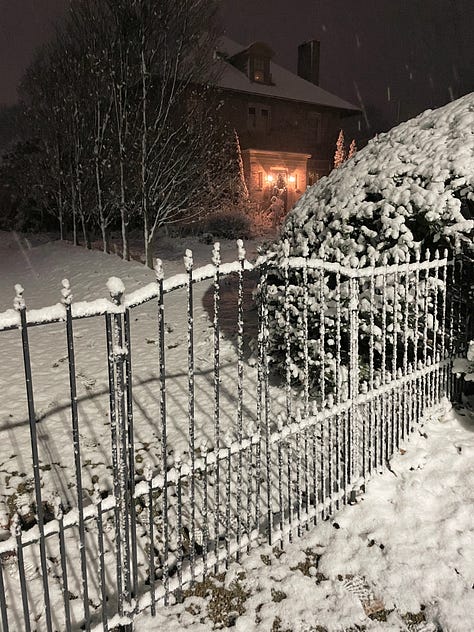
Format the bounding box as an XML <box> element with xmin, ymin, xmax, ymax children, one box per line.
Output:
<box><xmin>281</xmin><ymin>93</ymin><xmax>474</xmax><ymax>264</ymax></box>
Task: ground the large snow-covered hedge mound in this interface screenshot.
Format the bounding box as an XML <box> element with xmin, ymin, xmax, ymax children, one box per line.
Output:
<box><xmin>281</xmin><ymin>93</ymin><xmax>474</xmax><ymax>264</ymax></box>
<box><xmin>265</xmin><ymin>94</ymin><xmax>474</xmax><ymax>390</ymax></box>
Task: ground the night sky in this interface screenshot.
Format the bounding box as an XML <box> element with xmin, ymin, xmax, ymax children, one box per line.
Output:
<box><xmin>1</xmin><ymin>0</ymin><xmax>473</xmax><ymax>140</ymax></box>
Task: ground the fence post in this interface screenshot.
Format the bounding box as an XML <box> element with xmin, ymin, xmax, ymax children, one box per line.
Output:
<box><xmin>236</xmin><ymin>240</ymin><xmax>246</xmax><ymax>560</ymax></box>
<box><xmin>184</xmin><ymin>249</ymin><xmax>196</xmax><ymax>582</ymax></box>
<box><xmin>105</xmin><ymin>277</ymin><xmax>131</xmax><ymax>620</ymax></box>
<box><xmin>14</xmin><ymin>284</ymin><xmax>52</xmax><ymax>632</ymax></box>
<box><xmin>154</xmin><ymin>257</ymin><xmax>170</xmax><ymax>603</ymax></box>
<box><xmin>62</xmin><ymin>279</ymin><xmax>90</xmax><ymax>628</ymax></box>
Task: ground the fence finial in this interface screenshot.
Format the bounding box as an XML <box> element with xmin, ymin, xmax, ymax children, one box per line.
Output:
<box><xmin>237</xmin><ymin>239</ymin><xmax>246</xmax><ymax>261</ymax></box>
<box><xmin>61</xmin><ymin>279</ymin><xmax>72</xmax><ymax>305</ymax></box>
<box><xmin>184</xmin><ymin>249</ymin><xmax>193</xmax><ymax>272</ymax></box>
<box><xmin>212</xmin><ymin>242</ymin><xmax>221</xmax><ymax>267</ymax></box>
<box><xmin>154</xmin><ymin>258</ymin><xmax>164</xmax><ymax>281</ymax></box>
<box><xmin>13</xmin><ymin>283</ymin><xmax>25</xmax><ymax>311</ymax></box>
<box><xmin>106</xmin><ymin>277</ymin><xmax>125</xmax><ymax>305</ymax></box>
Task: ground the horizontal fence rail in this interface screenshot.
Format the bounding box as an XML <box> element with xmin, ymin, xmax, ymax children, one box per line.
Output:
<box><xmin>0</xmin><ymin>241</ymin><xmax>470</xmax><ymax>631</ymax></box>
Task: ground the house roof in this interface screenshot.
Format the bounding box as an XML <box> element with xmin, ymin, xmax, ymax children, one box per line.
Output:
<box><xmin>216</xmin><ymin>36</ymin><xmax>359</xmax><ymax>113</ymax></box>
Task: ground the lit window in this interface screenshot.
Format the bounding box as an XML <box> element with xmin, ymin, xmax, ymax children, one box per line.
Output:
<box><xmin>253</xmin><ymin>57</ymin><xmax>265</xmax><ymax>82</ymax></box>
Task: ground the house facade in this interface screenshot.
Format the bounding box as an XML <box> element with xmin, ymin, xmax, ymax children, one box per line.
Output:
<box><xmin>215</xmin><ymin>38</ymin><xmax>359</xmax><ymax>210</ymax></box>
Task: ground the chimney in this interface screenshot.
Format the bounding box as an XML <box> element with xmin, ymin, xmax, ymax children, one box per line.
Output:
<box><xmin>297</xmin><ymin>40</ymin><xmax>320</xmax><ymax>86</ymax></box>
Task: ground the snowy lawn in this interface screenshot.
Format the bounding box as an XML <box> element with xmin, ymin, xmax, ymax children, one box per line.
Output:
<box><xmin>134</xmin><ymin>402</ymin><xmax>474</xmax><ymax>632</ymax></box>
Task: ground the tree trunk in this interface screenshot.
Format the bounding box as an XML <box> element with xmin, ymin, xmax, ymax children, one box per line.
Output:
<box><xmin>143</xmin><ymin>210</ymin><xmax>153</xmax><ymax>268</ymax></box>
<box><xmin>121</xmin><ymin>205</ymin><xmax>129</xmax><ymax>261</ymax></box>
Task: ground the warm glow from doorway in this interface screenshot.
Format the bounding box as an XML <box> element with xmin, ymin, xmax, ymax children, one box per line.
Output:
<box><xmin>288</xmin><ymin>175</ymin><xmax>296</xmax><ymax>183</ymax></box>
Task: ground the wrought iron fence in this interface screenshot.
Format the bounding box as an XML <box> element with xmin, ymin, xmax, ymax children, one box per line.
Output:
<box><xmin>0</xmin><ymin>241</ymin><xmax>469</xmax><ymax>631</ymax></box>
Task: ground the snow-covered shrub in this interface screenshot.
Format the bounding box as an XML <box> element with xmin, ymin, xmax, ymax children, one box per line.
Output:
<box><xmin>264</xmin><ymin>94</ymin><xmax>474</xmax><ymax>389</ymax></box>
<box><xmin>201</xmin><ymin>208</ymin><xmax>251</xmax><ymax>240</ymax></box>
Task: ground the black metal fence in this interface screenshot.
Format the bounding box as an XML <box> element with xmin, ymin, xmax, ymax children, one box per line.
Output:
<box><xmin>0</xmin><ymin>241</ymin><xmax>469</xmax><ymax>631</ymax></box>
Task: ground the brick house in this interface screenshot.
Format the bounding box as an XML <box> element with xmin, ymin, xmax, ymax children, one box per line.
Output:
<box><xmin>215</xmin><ymin>37</ymin><xmax>359</xmax><ymax>210</ymax></box>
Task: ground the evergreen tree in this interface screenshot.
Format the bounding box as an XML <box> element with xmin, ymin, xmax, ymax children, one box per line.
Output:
<box><xmin>333</xmin><ymin>129</ymin><xmax>346</xmax><ymax>168</ymax></box>
<box><xmin>348</xmin><ymin>139</ymin><xmax>357</xmax><ymax>159</ymax></box>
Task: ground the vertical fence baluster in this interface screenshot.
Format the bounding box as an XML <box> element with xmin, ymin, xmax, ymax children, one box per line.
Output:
<box><xmin>0</xmin><ymin>549</ymin><xmax>9</xmax><ymax>632</ymax></box>
<box><xmin>201</xmin><ymin>440</ymin><xmax>209</xmax><ymax>577</ymax></box>
<box><xmin>12</xmin><ymin>514</ymin><xmax>30</xmax><ymax>632</ymax></box>
<box><xmin>319</xmin><ymin>406</ymin><xmax>325</xmax><ymax>519</ymax></box>
<box><xmin>402</xmin><ymin>258</ymin><xmax>410</xmax><ymax>442</ymax></box>
<box><xmin>440</xmin><ymin>251</ymin><xmax>448</xmax><ymax>397</ymax></box>
<box><xmin>155</xmin><ymin>258</ymin><xmax>169</xmax><ymax>602</ymax></box>
<box><xmin>144</xmin><ymin>465</ymin><xmax>155</xmax><ymax>616</ymax></box>
<box><xmin>124</xmin><ymin>307</ymin><xmax>138</xmax><ymax>602</ymax></box>
<box><xmin>312</xmin><ymin>400</ymin><xmax>318</xmax><ymax>521</ymax></box>
<box><xmin>114</xmin><ymin>307</ymin><xmax>131</xmax><ymax>611</ymax></box>
<box><xmin>319</xmin><ymin>250</ymin><xmax>326</xmax><ymax>404</ymax></box>
<box><xmin>432</xmin><ymin>251</ymin><xmax>440</xmax><ymax>405</ymax></box>
<box><xmin>246</xmin><ymin>438</ymin><xmax>253</xmax><ymax>553</ymax></box>
<box><xmin>368</xmin><ymin>259</ymin><xmax>376</xmax><ymax>473</ymax></box>
<box><xmin>392</xmin><ymin>255</ymin><xmax>399</xmax><ymax>453</ymax></box>
<box><xmin>283</xmin><ymin>241</ymin><xmax>292</xmax><ymax>424</ymax></box>
<box><xmin>212</xmin><ymin>243</ymin><xmax>221</xmax><ymax>571</ymax></box>
<box><xmin>225</xmin><ymin>442</ymin><xmax>232</xmax><ymax>567</ymax></box>
<box><xmin>348</xmin><ymin>273</ymin><xmax>360</xmax><ymax>502</ymax></box>
<box><xmin>105</xmin><ymin>287</ymin><xmax>123</xmax><ymax>615</ymax></box>
<box><xmin>93</xmin><ymin>488</ymin><xmax>108</xmax><ymax>632</ymax></box>
<box><xmin>61</xmin><ymin>280</ymin><xmax>90</xmax><ymax>627</ymax></box>
<box><xmin>413</xmin><ymin>247</ymin><xmax>421</xmax><ymax>424</ymax></box>
<box><xmin>54</xmin><ymin>498</ymin><xmax>72</xmax><ymax>632</ymax></box>
<box><xmin>277</xmin><ymin>420</ymin><xmax>284</xmax><ymax>545</ymax></box>
<box><xmin>448</xmin><ymin>255</ymin><xmax>456</xmax><ymax>399</ymax></box>
<box><xmin>422</xmin><ymin>250</ymin><xmax>431</xmax><ymax>416</ymax></box>
<box><xmin>14</xmin><ymin>284</ymin><xmax>52</xmax><ymax>632</ymax></box>
<box><xmin>236</xmin><ymin>240</ymin><xmax>245</xmax><ymax>561</ymax></box>
<box><xmin>295</xmin><ymin>416</ymin><xmax>302</xmax><ymax>536</ymax></box>
<box><xmin>286</xmin><ymin>435</ymin><xmax>293</xmax><ymax>542</ymax></box>
<box><xmin>302</xmin><ymin>242</ymin><xmax>310</xmax><ymax>417</ymax></box>
<box><xmin>380</xmin><ymin>257</ymin><xmax>388</xmax><ymax>463</ymax></box>
<box><xmin>335</xmin><ymin>255</ymin><xmax>342</xmax><ymax>508</ymax></box>
<box><xmin>176</xmin><ymin>457</ymin><xmax>183</xmax><ymax>593</ymax></box>
<box><xmin>259</xmin><ymin>262</ymin><xmax>272</xmax><ymax>545</ymax></box>
<box><xmin>184</xmin><ymin>249</ymin><xmax>196</xmax><ymax>582</ymax></box>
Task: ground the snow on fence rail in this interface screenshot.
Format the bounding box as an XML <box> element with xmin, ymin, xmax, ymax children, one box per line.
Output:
<box><xmin>0</xmin><ymin>241</ymin><xmax>470</xmax><ymax>632</ymax></box>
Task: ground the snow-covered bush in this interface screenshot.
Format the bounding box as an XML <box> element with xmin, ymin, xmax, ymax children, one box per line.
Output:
<box><xmin>265</xmin><ymin>94</ymin><xmax>474</xmax><ymax>389</ymax></box>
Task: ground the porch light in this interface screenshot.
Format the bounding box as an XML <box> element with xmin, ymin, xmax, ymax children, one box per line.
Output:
<box><xmin>288</xmin><ymin>175</ymin><xmax>296</xmax><ymax>183</ymax></box>
<box><xmin>266</xmin><ymin>174</ymin><xmax>274</xmax><ymax>183</ymax></box>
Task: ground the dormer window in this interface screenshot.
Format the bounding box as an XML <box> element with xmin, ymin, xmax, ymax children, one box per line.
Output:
<box><xmin>227</xmin><ymin>41</ymin><xmax>274</xmax><ymax>86</ymax></box>
<box><xmin>250</xmin><ymin>56</ymin><xmax>271</xmax><ymax>83</ymax></box>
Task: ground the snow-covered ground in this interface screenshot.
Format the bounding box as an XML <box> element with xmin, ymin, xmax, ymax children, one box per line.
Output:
<box><xmin>0</xmin><ymin>231</ymin><xmax>473</xmax><ymax>631</ymax></box>
<box><xmin>0</xmin><ymin>230</ymin><xmax>279</xmax><ymax>526</ymax></box>
<box><xmin>135</xmin><ymin>402</ymin><xmax>474</xmax><ymax>632</ymax></box>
